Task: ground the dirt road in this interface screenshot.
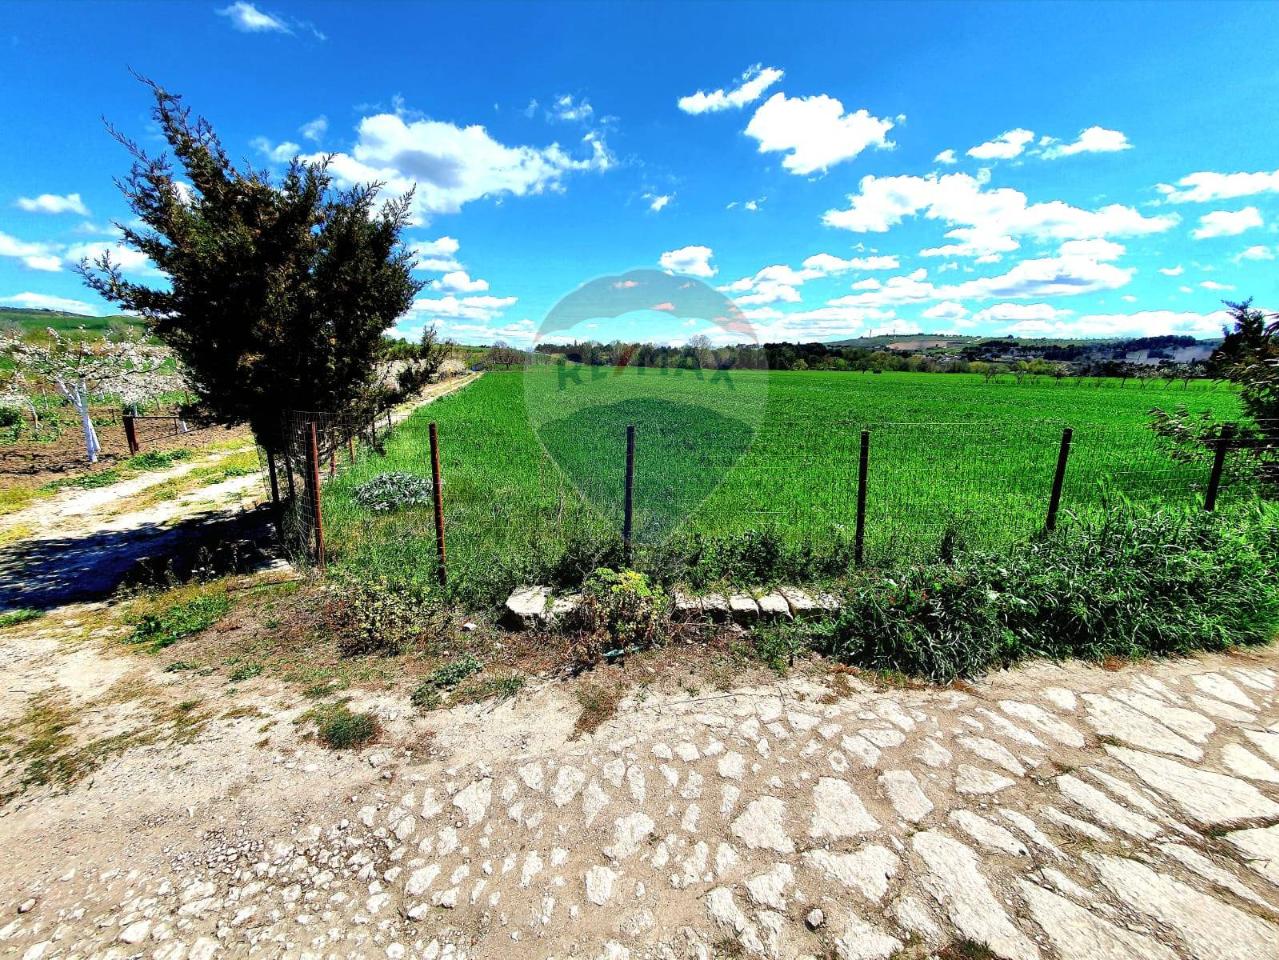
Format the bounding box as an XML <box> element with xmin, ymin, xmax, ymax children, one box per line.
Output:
<box><xmin>1</xmin><ymin>606</ymin><xmax>1278</xmax><ymax>959</ymax></box>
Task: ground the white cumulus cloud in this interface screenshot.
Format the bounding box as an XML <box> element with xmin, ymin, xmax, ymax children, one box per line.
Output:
<box><xmin>250</xmin><ymin>137</ymin><xmax>301</xmax><ymax>162</ymax></box>
<box><xmin>0</xmin><ymin>292</ymin><xmax>102</xmax><ymax>314</ymax></box>
<box><xmin>823</xmin><ymin>172</ymin><xmax>1175</xmax><ymax>259</ymax></box>
<box><xmin>0</xmin><ymin>231</ymin><xmax>62</xmax><ymax>271</ymax></box>
<box><xmin>677</xmin><ymin>64</ymin><xmax>784</xmax><ymax>114</ymax></box>
<box><xmin>1157</xmin><ymin>168</ymin><xmax>1279</xmax><ymax>203</ymax></box>
<box><xmin>934</xmin><ymin>148</ymin><xmax>957</xmax><ymax>165</ymax></box>
<box><xmin>1002</xmin><ymin>310</ymin><xmax>1227</xmax><ymax>339</ymax></box>
<box><xmin>744</xmin><ymin>92</ymin><xmax>895</xmax><ymax>175</ymax></box>
<box><xmin>16</xmin><ymin>193</ymin><xmax>89</xmax><ymax>216</ymax></box>
<box><xmin>659</xmin><ymin>245</ymin><xmax>716</xmax><ymax>278</ymax></box>
<box><xmin>822</xmin><ymin>241</ymin><xmax>1135</xmax><ymax>311</ymax></box>
<box><xmin>922</xmin><ymin>300</ymin><xmax>968</xmax><ymax>321</ymax></box>
<box><xmin>967</xmin><ymin>128</ymin><xmax>1035</xmax><ymax>160</ymax></box>
<box><xmin>299</xmin><ymin>115</ymin><xmax>328</xmax><ymax>142</ymax></box>
<box><xmin>1192</xmin><ymin>206</ymin><xmax>1263</xmax><ymax>239</ymax></box>
<box><xmin>722</xmin><ymin>253</ymin><xmax>901</xmax><ymax>306</ymax></box>
<box><xmin>407</xmin><ymin>294</ymin><xmax>516</xmax><ymax>323</ymax></box>
<box><xmin>435</xmin><ymin>270</ymin><xmax>489</xmax><ymax>293</ymax></box>
<box><xmin>64</xmin><ymin>240</ymin><xmax>158</xmax><ymax>276</ymax></box>
<box><xmin>408</xmin><ymin>236</ymin><xmax>462</xmax><ymax>272</ymax></box>
<box><xmin>801</xmin><ymin>253</ymin><xmax>900</xmax><ymax>274</ymax></box>
<box><xmin>970</xmin><ymin>302</ymin><xmax>1069</xmax><ymax>324</ymax></box>
<box><xmin>1235</xmin><ymin>245</ymin><xmax>1276</xmax><ymax>263</ymax></box>
<box><xmin>311</xmin><ymin>111</ymin><xmax>613</xmax><ymax>220</ymax></box>
<box><xmin>549</xmin><ymin>95</ymin><xmax>594</xmax><ymax>122</ymax></box>
<box><xmin>1041</xmin><ymin>126</ymin><xmax>1130</xmax><ymax>159</ymax></box>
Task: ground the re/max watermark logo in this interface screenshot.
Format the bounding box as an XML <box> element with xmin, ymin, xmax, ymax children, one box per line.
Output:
<box><xmin>553</xmin><ymin>356</ymin><xmax>741</xmax><ymax>390</ymax></box>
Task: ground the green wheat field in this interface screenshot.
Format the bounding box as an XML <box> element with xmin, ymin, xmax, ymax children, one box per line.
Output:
<box><xmin>321</xmin><ymin>366</ymin><xmax>1245</xmax><ymax>602</ymax></box>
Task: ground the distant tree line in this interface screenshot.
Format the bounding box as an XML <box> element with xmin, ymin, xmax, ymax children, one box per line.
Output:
<box><xmin>531</xmin><ymin>335</ymin><xmax>1210</xmax><ymax>383</ymax></box>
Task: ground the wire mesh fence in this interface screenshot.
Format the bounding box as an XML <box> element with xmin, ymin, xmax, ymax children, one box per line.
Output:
<box><xmin>274</xmin><ymin>406</ymin><xmax>1278</xmax><ymax>586</ymax></box>
<box><xmin>265</xmin><ymin>406</ymin><xmax>398</xmax><ymax>562</ymax></box>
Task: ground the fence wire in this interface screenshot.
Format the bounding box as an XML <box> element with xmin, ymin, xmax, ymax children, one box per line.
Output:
<box><xmin>127</xmin><ymin>410</ymin><xmax>222</xmax><ymax>451</ymax></box>
<box><xmin>272</xmin><ymin>409</ymin><xmax>1278</xmax><ymax>577</ymax></box>
<box><xmin>268</xmin><ymin>407</ymin><xmax>397</xmax><ymax>562</ymax></box>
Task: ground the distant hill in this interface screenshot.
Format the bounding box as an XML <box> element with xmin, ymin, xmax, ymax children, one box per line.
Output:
<box><xmin>828</xmin><ymin>331</ymin><xmax>1223</xmax><ymax>366</ymax></box>
<box><xmin>828</xmin><ymin>333</ymin><xmax>1129</xmax><ymax>350</ymax></box>
<box><xmin>0</xmin><ymin>306</ymin><xmax>148</xmax><ymax>340</ymax></box>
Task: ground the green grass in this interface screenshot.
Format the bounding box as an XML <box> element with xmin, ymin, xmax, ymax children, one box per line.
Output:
<box><xmin>307</xmin><ymin>703</ymin><xmax>379</xmax><ymax>749</ymax></box>
<box><xmin>40</xmin><ymin>448</ymin><xmax>196</xmax><ymax>494</ymax></box>
<box><xmin>109</xmin><ymin>449</ymin><xmax>258</xmax><ymax>512</ymax></box>
<box><xmin>810</xmin><ymin>503</ymin><xmax>1279</xmax><ymax>682</ymax></box>
<box><xmin>129</xmin><ymin>593</ymin><xmax>231</xmax><ymax>652</ymax></box>
<box><xmin>0</xmin><ymin>608</ymin><xmax>44</xmax><ymax>629</ymax></box>
<box><xmin>322</xmin><ymin>367</ymin><xmax>1244</xmax><ymax>603</ymax></box>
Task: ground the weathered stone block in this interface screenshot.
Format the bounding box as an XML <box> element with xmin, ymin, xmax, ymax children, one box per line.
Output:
<box><xmin>503</xmin><ymin>586</ymin><xmax>550</xmax><ymax>629</ymax></box>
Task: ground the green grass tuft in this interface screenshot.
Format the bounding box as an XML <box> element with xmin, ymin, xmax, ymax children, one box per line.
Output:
<box><xmin>129</xmin><ymin>594</ymin><xmax>231</xmax><ymax>652</ymax></box>
<box><xmin>0</xmin><ymin>608</ymin><xmax>44</xmax><ymax>629</ymax></box>
<box><xmin>311</xmin><ymin>703</ymin><xmax>379</xmax><ymax>749</ymax></box>
<box><xmin>228</xmin><ymin>663</ymin><xmax>263</xmax><ymax>683</ymax></box>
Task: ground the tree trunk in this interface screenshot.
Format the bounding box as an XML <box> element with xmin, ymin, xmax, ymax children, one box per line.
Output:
<box><xmin>77</xmin><ymin>399</ymin><xmax>101</xmax><ymax>463</ymax></box>
<box><xmin>61</xmin><ymin>380</ymin><xmax>100</xmax><ymax>464</ymax></box>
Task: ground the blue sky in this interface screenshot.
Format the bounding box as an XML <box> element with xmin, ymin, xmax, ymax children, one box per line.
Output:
<box><xmin>2</xmin><ymin>1</ymin><xmax>1278</xmax><ymax>347</ymax></box>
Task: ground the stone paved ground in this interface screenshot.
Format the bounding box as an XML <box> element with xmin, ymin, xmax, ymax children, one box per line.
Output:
<box><xmin>3</xmin><ymin>602</ymin><xmax>1279</xmax><ymax>960</ymax></box>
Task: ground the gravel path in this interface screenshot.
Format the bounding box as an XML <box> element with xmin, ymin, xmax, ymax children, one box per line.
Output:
<box><xmin>1</xmin><ymin>615</ymin><xmax>1277</xmax><ymax>959</ymax></box>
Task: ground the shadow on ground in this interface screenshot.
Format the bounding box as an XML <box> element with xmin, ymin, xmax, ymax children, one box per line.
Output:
<box><xmin>0</xmin><ymin>506</ymin><xmax>281</xmax><ymax>611</ymax></box>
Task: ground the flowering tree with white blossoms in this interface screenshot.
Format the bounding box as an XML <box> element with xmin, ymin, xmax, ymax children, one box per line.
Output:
<box><xmin>0</xmin><ymin>328</ymin><xmax>168</xmax><ymax>463</ymax></box>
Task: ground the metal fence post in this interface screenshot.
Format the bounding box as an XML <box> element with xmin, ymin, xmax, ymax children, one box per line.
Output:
<box><xmin>429</xmin><ymin>422</ymin><xmax>447</xmax><ymax>586</ymax></box>
<box><xmin>1204</xmin><ymin>423</ymin><xmax>1234</xmax><ymax>512</ymax></box>
<box><xmin>854</xmin><ymin>429</ymin><xmax>869</xmax><ymax>565</ymax></box>
<box><xmin>123</xmin><ymin>414</ymin><xmax>139</xmax><ymax>455</ymax></box>
<box><xmin>623</xmin><ymin>424</ymin><xmax>636</xmax><ymax>565</ymax></box>
<box><xmin>307</xmin><ymin>419</ymin><xmax>326</xmax><ymax>567</ymax></box>
<box><xmin>1046</xmin><ymin>427</ymin><xmax>1073</xmax><ymax>532</ymax></box>
<box><xmin>265</xmin><ymin>449</ymin><xmax>280</xmax><ymax>505</ymax></box>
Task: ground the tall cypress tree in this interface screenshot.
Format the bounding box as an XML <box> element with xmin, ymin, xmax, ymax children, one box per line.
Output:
<box><xmin>80</xmin><ymin>79</ymin><xmax>422</xmax><ymax>453</ymax></box>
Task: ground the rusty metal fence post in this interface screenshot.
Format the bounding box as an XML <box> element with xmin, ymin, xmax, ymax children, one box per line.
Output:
<box><xmin>854</xmin><ymin>429</ymin><xmax>869</xmax><ymax>565</ymax></box>
<box><xmin>307</xmin><ymin>419</ymin><xmax>326</xmax><ymax>567</ymax></box>
<box><xmin>429</xmin><ymin>422</ymin><xmax>447</xmax><ymax>586</ymax></box>
<box><xmin>1046</xmin><ymin>427</ymin><xmax>1073</xmax><ymax>532</ymax></box>
<box><xmin>1204</xmin><ymin>423</ymin><xmax>1235</xmax><ymax>511</ymax></box>
<box><xmin>623</xmin><ymin>425</ymin><xmax>636</xmax><ymax>565</ymax></box>
<box><xmin>123</xmin><ymin>414</ymin><xmax>139</xmax><ymax>455</ymax></box>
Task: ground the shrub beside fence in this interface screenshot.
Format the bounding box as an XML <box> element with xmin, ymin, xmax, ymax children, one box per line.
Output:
<box><xmin>272</xmin><ymin>409</ymin><xmax>1277</xmax><ymax>588</ymax></box>
<box><xmin>265</xmin><ymin>407</ymin><xmax>398</xmax><ymax>563</ymax></box>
